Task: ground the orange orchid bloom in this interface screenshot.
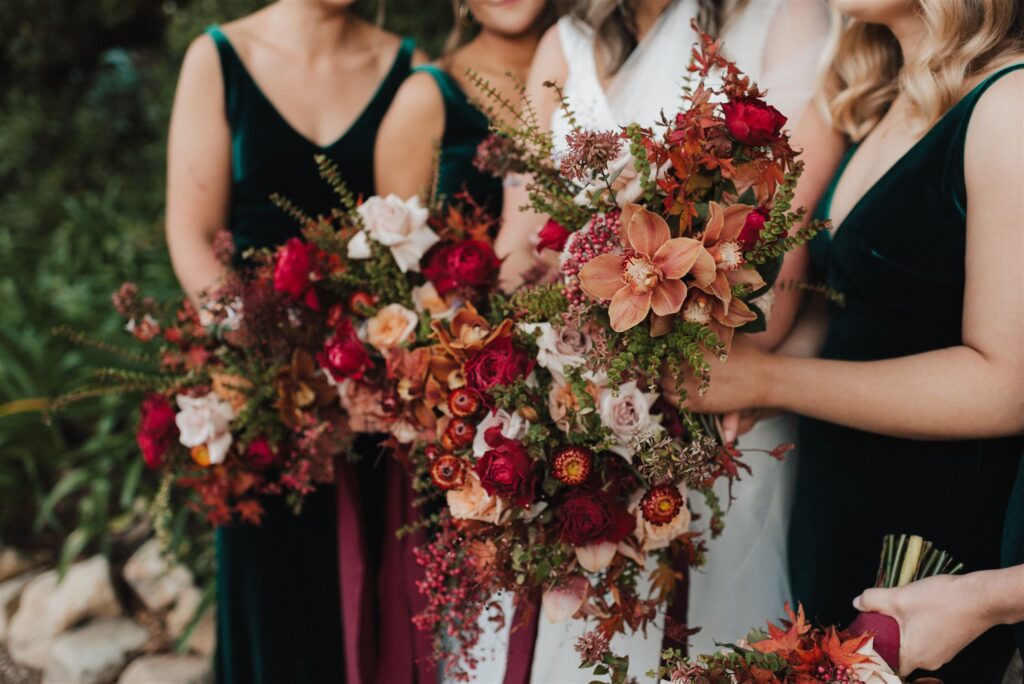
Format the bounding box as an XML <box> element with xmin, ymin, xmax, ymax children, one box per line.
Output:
<box><xmin>577</xmin><ymin>204</ymin><xmax>714</xmax><ymax>332</ymax></box>
<box><xmin>666</xmin><ymin>289</ymin><xmax>757</xmax><ymax>350</ymax></box>
<box><xmin>698</xmin><ymin>201</ymin><xmax>767</xmax><ymax>313</ymax></box>
<box><xmin>430</xmin><ymin>304</ymin><xmax>513</xmax><ymax>362</ymax></box>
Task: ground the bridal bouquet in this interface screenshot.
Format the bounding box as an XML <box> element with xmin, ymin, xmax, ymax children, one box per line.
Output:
<box><xmin>402</xmin><ymin>24</ymin><xmax>827</xmax><ymax>679</ymax></box>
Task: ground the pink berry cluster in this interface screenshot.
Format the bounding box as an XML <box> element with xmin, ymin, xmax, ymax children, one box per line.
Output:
<box><xmin>412</xmin><ymin>515</ymin><xmax>486</xmax><ymax>682</ymax></box>
<box><xmin>816</xmin><ymin>663</ymin><xmax>863</xmax><ymax>683</ymax></box>
<box><xmin>561</xmin><ymin>209</ymin><xmax>623</xmax><ymax>306</ymax></box>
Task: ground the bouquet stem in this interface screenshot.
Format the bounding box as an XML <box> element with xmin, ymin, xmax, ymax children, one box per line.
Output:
<box><xmin>851</xmin><ymin>534</ymin><xmax>963</xmax><ymax>671</ymax></box>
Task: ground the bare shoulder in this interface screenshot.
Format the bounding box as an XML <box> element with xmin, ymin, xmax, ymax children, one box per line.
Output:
<box><xmin>178</xmin><ymin>32</ymin><xmax>223</xmax><ymax>93</ymax></box>
<box><xmin>531</xmin><ymin>22</ymin><xmax>568</xmax><ymax>85</ymax></box>
<box><xmin>965</xmin><ymin>62</ymin><xmax>1024</xmax><ymax>164</ymax></box>
<box><xmin>217</xmin><ymin>9</ymin><xmax>270</xmax><ymax>50</ymax></box>
<box><xmin>389</xmin><ymin>69</ymin><xmax>445</xmax><ymax>120</ymax></box>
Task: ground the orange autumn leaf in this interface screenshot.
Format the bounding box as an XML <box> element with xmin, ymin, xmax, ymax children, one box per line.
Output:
<box><xmin>752</xmin><ymin>602</ymin><xmax>811</xmax><ymax>655</ymax></box>
<box><xmin>819</xmin><ymin>627</ymin><xmax>874</xmax><ymax>668</ymax></box>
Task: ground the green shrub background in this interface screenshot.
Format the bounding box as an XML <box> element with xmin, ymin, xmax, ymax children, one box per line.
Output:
<box><xmin>0</xmin><ymin>0</ymin><xmax>449</xmax><ymax>570</ymax></box>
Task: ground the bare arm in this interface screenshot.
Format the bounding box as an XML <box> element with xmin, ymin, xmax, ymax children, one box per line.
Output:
<box><xmin>374</xmin><ymin>71</ymin><xmax>445</xmax><ymax>199</ymax></box>
<box><xmin>495</xmin><ymin>25</ymin><xmax>567</xmax><ymax>292</ymax></box>
<box><xmin>678</xmin><ymin>72</ymin><xmax>1024</xmax><ymax>440</ymax></box>
<box><xmin>165</xmin><ymin>35</ymin><xmax>233</xmax><ymax>306</ymax></box>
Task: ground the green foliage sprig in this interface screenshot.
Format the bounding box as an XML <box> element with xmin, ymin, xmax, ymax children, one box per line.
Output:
<box><xmin>745</xmin><ymin>161</ymin><xmax>828</xmax><ymax>265</ymax></box>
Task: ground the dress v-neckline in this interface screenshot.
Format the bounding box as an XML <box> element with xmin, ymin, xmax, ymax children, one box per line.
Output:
<box><xmin>825</xmin><ymin>114</ymin><xmax>948</xmax><ymax>237</ymax></box>
<box><xmin>212</xmin><ymin>26</ymin><xmax>404</xmax><ymax>150</ymax></box>
<box><xmin>823</xmin><ymin>62</ymin><xmax>1024</xmax><ymax>236</ymax></box>
<box><xmin>587</xmin><ymin>0</ymin><xmax>679</xmax><ymax>112</ymax></box>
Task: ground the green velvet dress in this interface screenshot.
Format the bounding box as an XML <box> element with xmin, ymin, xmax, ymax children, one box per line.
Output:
<box><xmin>204</xmin><ymin>26</ymin><xmax>414</xmax><ymax>684</ymax></box>
<box><xmin>792</xmin><ymin>63</ymin><xmax>1024</xmax><ymax>682</ymax></box>
<box><xmin>413</xmin><ymin>64</ymin><xmax>503</xmax><ymax>214</ymax></box>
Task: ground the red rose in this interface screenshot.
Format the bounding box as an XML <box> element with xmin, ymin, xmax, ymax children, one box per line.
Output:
<box><xmin>737</xmin><ymin>208</ymin><xmax>769</xmax><ymax>251</ymax></box>
<box><xmin>245</xmin><ymin>437</ymin><xmax>282</xmax><ymax>470</ymax></box>
<box><xmin>474</xmin><ymin>428</ymin><xmax>536</xmax><ymax>506</ymax></box>
<box><xmin>464</xmin><ymin>335</ymin><xmax>532</xmax><ymax>394</ymax></box>
<box><xmin>273</xmin><ymin>237</ymin><xmax>320</xmax><ymax>310</ymax></box>
<box><xmin>722</xmin><ymin>97</ymin><xmax>787</xmax><ymax>146</ymax></box>
<box><xmin>557</xmin><ymin>488</ymin><xmax>635</xmax><ymax>547</ymax></box>
<box><xmin>536</xmin><ymin>220</ymin><xmax>570</xmax><ymax>254</ymax></box>
<box><xmin>136</xmin><ymin>394</ymin><xmax>178</xmax><ymax>469</ymax></box>
<box><xmin>318</xmin><ymin>320</ymin><xmax>373</xmax><ymax>381</ymax></box>
<box><xmin>423</xmin><ymin>239</ymin><xmax>499</xmax><ymax>295</ymax></box>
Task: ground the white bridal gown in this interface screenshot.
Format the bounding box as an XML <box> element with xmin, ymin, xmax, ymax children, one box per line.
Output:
<box><xmin>447</xmin><ymin>1</ymin><xmax>832</xmax><ymax>681</ymax></box>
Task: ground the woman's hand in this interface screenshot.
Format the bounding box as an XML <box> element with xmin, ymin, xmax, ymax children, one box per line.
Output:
<box><xmin>660</xmin><ymin>334</ymin><xmax>776</xmax><ymax>415</ymax></box>
<box><xmin>720</xmin><ymin>409</ymin><xmax>780</xmax><ymax>444</ymax></box>
<box><xmin>853</xmin><ymin>568</ymin><xmax>1024</xmax><ymax>677</ymax></box>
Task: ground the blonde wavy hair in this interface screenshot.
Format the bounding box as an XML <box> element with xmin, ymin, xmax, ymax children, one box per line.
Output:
<box><xmin>824</xmin><ymin>0</ymin><xmax>1024</xmax><ymax>141</ymax></box>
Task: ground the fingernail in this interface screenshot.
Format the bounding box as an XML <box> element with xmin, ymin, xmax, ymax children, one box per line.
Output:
<box><xmin>852</xmin><ymin>596</ymin><xmax>863</xmax><ymax>610</ymax></box>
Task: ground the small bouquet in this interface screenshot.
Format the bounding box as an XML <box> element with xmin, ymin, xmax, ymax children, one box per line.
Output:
<box><xmin>848</xmin><ymin>533</ymin><xmax>963</xmax><ymax>671</ymax></box>
<box><xmin>657</xmin><ymin>603</ymin><xmax>901</xmax><ymax>684</ymax></box>
<box><xmin>60</xmin><ymin>156</ymin><xmax>502</xmax><ymax>527</ymax></box>
<box><xmin>657</xmin><ymin>534</ymin><xmax>961</xmax><ymax>683</ymax></box>
<box><xmin>100</xmin><ymin>263</ymin><xmax>349</xmax><ymax>527</ymax></box>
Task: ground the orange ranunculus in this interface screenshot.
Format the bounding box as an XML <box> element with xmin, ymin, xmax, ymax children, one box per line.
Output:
<box><xmin>577</xmin><ymin>204</ymin><xmax>714</xmax><ymax>332</ymax></box>
<box><xmin>697</xmin><ymin>201</ymin><xmax>767</xmax><ymax>313</ymax></box>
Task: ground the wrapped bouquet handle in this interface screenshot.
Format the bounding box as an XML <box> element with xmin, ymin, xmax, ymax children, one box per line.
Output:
<box><xmin>847</xmin><ymin>534</ymin><xmax>963</xmax><ymax>671</ymax></box>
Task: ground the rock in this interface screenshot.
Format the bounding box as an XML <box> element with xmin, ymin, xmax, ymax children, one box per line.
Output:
<box><xmin>8</xmin><ymin>556</ymin><xmax>121</xmax><ymax>669</ymax></box>
<box><xmin>0</xmin><ymin>570</ymin><xmax>39</xmax><ymax>642</ymax></box>
<box><xmin>118</xmin><ymin>654</ymin><xmax>211</xmax><ymax>684</ymax></box>
<box><xmin>0</xmin><ymin>548</ymin><xmax>34</xmax><ymax>583</ymax></box>
<box><xmin>165</xmin><ymin>587</ymin><xmax>215</xmax><ymax>658</ymax></box>
<box><xmin>42</xmin><ymin>617</ymin><xmax>148</xmax><ymax>684</ymax></box>
<box><xmin>123</xmin><ymin>540</ymin><xmax>194</xmax><ymax>613</ymax></box>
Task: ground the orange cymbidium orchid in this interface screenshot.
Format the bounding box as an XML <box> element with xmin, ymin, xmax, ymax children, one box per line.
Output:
<box><xmin>430</xmin><ymin>304</ymin><xmax>513</xmax><ymax>363</ymax></box>
<box><xmin>577</xmin><ymin>204</ymin><xmax>714</xmax><ymax>332</ymax></box>
<box><xmin>698</xmin><ymin>201</ymin><xmax>766</xmax><ymax>314</ymax></box>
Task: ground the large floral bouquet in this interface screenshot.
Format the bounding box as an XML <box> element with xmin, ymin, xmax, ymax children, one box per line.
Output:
<box><xmin>398</xmin><ymin>27</ymin><xmax>824</xmax><ymax>679</ymax></box>
<box><xmin>478</xmin><ymin>23</ymin><xmax>824</xmax><ymax>392</ymax></box>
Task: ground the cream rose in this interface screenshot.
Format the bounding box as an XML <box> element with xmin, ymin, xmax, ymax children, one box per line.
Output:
<box><xmin>349</xmin><ymin>194</ymin><xmax>439</xmax><ymax>272</ymax></box>
<box><xmin>472</xmin><ymin>409</ymin><xmax>529</xmax><ymax>458</ymax></box>
<box><xmin>629</xmin><ymin>484</ymin><xmax>691</xmax><ymax>552</ymax></box>
<box><xmin>364</xmin><ymin>303</ymin><xmax>418</xmax><ymax>352</ymax></box>
<box><xmin>598</xmin><ymin>381</ymin><xmax>662</xmax><ymax>457</ymax></box>
<box><xmin>174</xmin><ymin>393</ymin><xmax>235</xmax><ymax>465</ymax></box>
<box><xmin>447</xmin><ymin>472</ymin><xmax>503</xmax><ymax>523</ymax></box>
